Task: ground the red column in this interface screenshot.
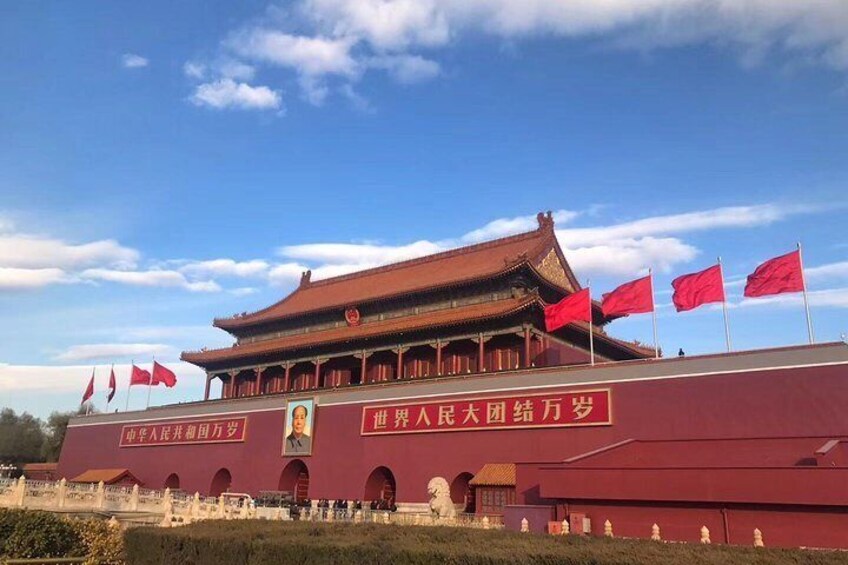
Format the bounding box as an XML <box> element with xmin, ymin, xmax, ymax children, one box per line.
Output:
<box><xmin>478</xmin><ymin>334</ymin><xmax>485</xmax><ymax>373</ymax></box>
<box><xmin>283</xmin><ymin>364</ymin><xmax>291</xmax><ymax>392</ymax></box>
<box><xmin>397</xmin><ymin>347</ymin><xmax>404</xmax><ymax>380</ymax></box>
<box><xmin>227</xmin><ymin>371</ymin><xmax>238</xmax><ymax>398</ymax></box>
<box><xmin>204</xmin><ymin>374</ymin><xmax>212</xmax><ymax>400</ymax></box>
<box><xmin>435</xmin><ymin>341</ymin><xmax>442</xmax><ymax>376</ymax></box>
<box><xmin>523</xmin><ymin>327</ymin><xmax>531</xmax><ymax>368</ymax></box>
<box><xmin>313</xmin><ymin>360</ymin><xmax>321</xmax><ymax>389</ymax></box>
<box><xmin>254</xmin><ymin>368</ymin><xmax>263</xmax><ymax>396</ymax></box>
<box><xmin>360</xmin><ymin>352</ymin><xmax>368</xmax><ymax>384</ymax></box>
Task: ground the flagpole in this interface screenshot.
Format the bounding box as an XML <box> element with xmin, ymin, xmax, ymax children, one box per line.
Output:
<box><xmin>649</xmin><ymin>268</ymin><xmax>659</xmax><ymax>358</ymax></box>
<box><xmin>125</xmin><ymin>360</ymin><xmax>133</xmax><ymax>412</ymax></box>
<box><xmin>586</xmin><ymin>280</ymin><xmax>595</xmax><ymax>366</ymax></box>
<box><xmin>797</xmin><ymin>242</ymin><xmax>815</xmax><ymax>344</ymax></box>
<box><xmin>146</xmin><ymin>356</ymin><xmax>154</xmax><ymax>409</ymax></box>
<box><xmin>717</xmin><ymin>257</ymin><xmax>732</xmax><ymax>352</ymax></box>
<box><xmin>87</xmin><ymin>366</ymin><xmax>95</xmax><ymax>415</ymax></box>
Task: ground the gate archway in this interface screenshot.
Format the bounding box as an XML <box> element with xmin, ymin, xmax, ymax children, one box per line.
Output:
<box><xmin>209</xmin><ymin>468</ymin><xmax>232</xmax><ymax>497</ymax></box>
<box><xmin>364</xmin><ymin>466</ymin><xmax>396</xmax><ymax>504</ymax></box>
<box><xmin>164</xmin><ymin>473</ymin><xmax>180</xmax><ymax>490</ymax></box>
<box><xmin>279</xmin><ymin>459</ymin><xmax>310</xmax><ymax>503</ymax></box>
<box><xmin>450</xmin><ymin>472</ymin><xmax>475</xmax><ymax>513</ymax></box>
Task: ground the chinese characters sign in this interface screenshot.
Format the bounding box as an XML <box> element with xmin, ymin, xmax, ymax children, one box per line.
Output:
<box><xmin>119</xmin><ymin>417</ymin><xmax>248</xmax><ymax>447</ymax></box>
<box><xmin>361</xmin><ymin>390</ymin><xmax>610</xmax><ymax>435</ymax></box>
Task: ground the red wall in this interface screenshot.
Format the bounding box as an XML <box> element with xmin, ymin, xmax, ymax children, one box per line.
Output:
<box><xmin>58</xmin><ymin>363</ymin><xmax>848</xmax><ymax>504</ymax></box>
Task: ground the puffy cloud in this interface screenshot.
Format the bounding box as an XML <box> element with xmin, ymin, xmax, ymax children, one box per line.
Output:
<box><xmin>563</xmin><ymin>237</ymin><xmax>698</xmax><ymax>277</ymax></box>
<box><xmin>228</xmin><ymin>30</ymin><xmax>359</xmax><ymax>77</ymax></box>
<box><xmin>278</xmin><ymin>240</ymin><xmax>444</xmax><ymax>266</ymax></box>
<box><xmin>177</xmin><ymin>259</ymin><xmax>270</xmax><ymax>278</ymax></box>
<box><xmin>190</xmin><ymin>79</ymin><xmax>282</xmax><ymax>111</ymax></box>
<box><xmin>737</xmin><ymin>287</ymin><xmax>848</xmax><ymax>309</ymax></box>
<box><xmin>81</xmin><ymin>268</ymin><xmax>221</xmax><ymax>293</ymax></box>
<box><xmin>121</xmin><ymin>53</ymin><xmax>149</xmax><ymax>68</ymax></box>
<box><xmin>806</xmin><ymin>260</ymin><xmax>848</xmax><ymax>282</ymax></box>
<box><xmin>54</xmin><ymin>343</ymin><xmax>175</xmax><ymax>362</ymax></box>
<box><xmin>0</xmin><ymin>267</ymin><xmax>70</xmax><ymax>290</ymax></box>
<box><xmin>0</xmin><ymin>235</ymin><xmax>138</xmax><ymax>270</ymax></box>
<box><xmin>183</xmin><ymin>61</ymin><xmax>207</xmax><ymax>79</ymax></box>
<box><xmin>367</xmin><ymin>54</ymin><xmax>441</xmax><ymax>83</ymax></box>
<box><xmin>462</xmin><ymin>210</ymin><xmax>579</xmax><ymax>244</ymax></box>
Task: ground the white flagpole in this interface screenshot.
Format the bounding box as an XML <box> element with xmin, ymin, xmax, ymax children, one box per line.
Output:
<box><xmin>125</xmin><ymin>360</ymin><xmax>133</xmax><ymax>412</ymax></box>
<box><xmin>797</xmin><ymin>242</ymin><xmax>815</xmax><ymax>344</ymax></box>
<box><xmin>649</xmin><ymin>268</ymin><xmax>659</xmax><ymax>358</ymax></box>
<box><xmin>717</xmin><ymin>257</ymin><xmax>732</xmax><ymax>352</ymax></box>
<box><xmin>146</xmin><ymin>356</ymin><xmax>154</xmax><ymax>409</ymax></box>
<box><xmin>587</xmin><ymin>280</ymin><xmax>595</xmax><ymax>366</ymax></box>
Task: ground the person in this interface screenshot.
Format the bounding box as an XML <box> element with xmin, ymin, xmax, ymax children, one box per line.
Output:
<box><xmin>678</xmin><ymin>348</ymin><xmax>685</xmax><ymax>357</ymax></box>
<box><xmin>285</xmin><ymin>404</ymin><xmax>312</xmax><ymax>454</ymax></box>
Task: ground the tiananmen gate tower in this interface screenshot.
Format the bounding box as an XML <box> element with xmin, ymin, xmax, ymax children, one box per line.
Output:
<box><xmin>57</xmin><ymin>212</ymin><xmax>848</xmax><ymax>548</ymax></box>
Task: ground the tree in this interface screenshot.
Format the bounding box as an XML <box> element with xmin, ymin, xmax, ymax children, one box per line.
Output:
<box><xmin>41</xmin><ymin>410</ymin><xmax>81</xmax><ymax>462</ymax></box>
<box><xmin>0</xmin><ymin>409</ymin><xmax>45</xmax><ymax>465</ymax></box>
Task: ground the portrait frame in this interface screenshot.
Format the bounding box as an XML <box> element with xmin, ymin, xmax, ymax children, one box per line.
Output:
<box><xmin>282</xmin><ymin>397</ymin><xmax>315</xmax><ymax>457</ymax></box>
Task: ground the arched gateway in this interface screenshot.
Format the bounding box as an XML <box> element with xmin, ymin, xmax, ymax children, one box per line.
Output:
<box><xmin>210</xmin><ymin>468</ymin><xmax>232</xmax><ymax>497</ymax></box>
<box><xmin>364</xmin><ymin>466</ymin><xmax>396</xmax><ymax>505</ymax></box>
<box><xmin>279</xmin><ymin>459</ymin><xmax>310</xmax><ymax>503</ymax></box>
<box><xmin>164</xmin><ymin>473</ymin><xmax>180</xmax><ymax>490</ymax></box>
<box><xmin>450</xmin><ymin>472</ymin><xmax>475</xmax><ymax>513</ymax></box>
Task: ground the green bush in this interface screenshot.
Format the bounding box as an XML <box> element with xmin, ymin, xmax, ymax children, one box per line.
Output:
<box><xmin>124</xmin><ymin>521</ymin><xmax>848</xmax><ymax>565</ymax></box>
<box><xmin>0</xmin><ymin>508</ymin><xmax>83</xmax><ymax>559</ymax></box>
<box><xmin>74</xmin><ymin>518</ymin><xmax>125</xmax><ymax>565</ymax></box>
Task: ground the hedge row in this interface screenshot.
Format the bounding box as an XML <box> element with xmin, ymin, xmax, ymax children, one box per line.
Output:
<box><xmin>0</xmin><ymin>508</ymin><xmax>124</xmax><ymax>564</ymax></box>
<box><xmin>124</xmin><ymin>520</ymin><xmax>847</xmax><ymax>565</ymax></box>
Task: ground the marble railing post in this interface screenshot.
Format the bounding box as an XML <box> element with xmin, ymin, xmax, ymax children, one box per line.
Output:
<box><xmin>96</xmin><ymin>481</ymin><xmax>105</xmax><ymax>509</ymax></box>
<box><xmin>16</xmin><ymin>476</ymin><xmax>26</xmax><ymax>507</ymax></box>
<box><xmin>191</xmin><ymin>492</ymin><xmax>200</xmax><ymax>518</ymax></box>
<box><xmin>56</xmin><ymin>478</ymin><xmax>67</xmax><ymax>509</ymax></box>
<box><xmin>130</xmin><ymin>484</ymin><xmax>139</xmax><ymax>511</ymax></box>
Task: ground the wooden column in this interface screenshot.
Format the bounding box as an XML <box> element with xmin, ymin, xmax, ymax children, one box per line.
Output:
<box><xmin>397</xmin><ymin>346</ymin><xmax>408</xmax><ymax>380</ymax></box>
<box><xmin>203</xmin><ymin>374</ymin><xmax>212</xmax><ymax>400</ymax></box>
<box><xmin>435</xmin><ymin>340</ymin><xmax>443</xmax><ymax>376</ymax></box>
<box><xmin>254</xmin><ymin>367</ymin><xmax>264</xmax><ymax>396</ymax></box>
<box><xmin>227</xmin><ymin>370</ymin><xmax>238</xmax><ymax>398</ymax></box>
<box><xmin>313</xmin><ymin>360</ymin><xmax>324</xmax><ymax>389</ymax></box>
<box><xmin>478</xmin><ymin>333</ymin><xmax>485</xmax><ymax>373</ymax></box>
<box><xmin>523</xmin><ymin>326</ymin><xmax>532</xmax><ymax>368</ymax></box>
<box><xmin>283</xmin><ymin>363</ymin><xmax>291</xmax><ymax>393</ymax></box>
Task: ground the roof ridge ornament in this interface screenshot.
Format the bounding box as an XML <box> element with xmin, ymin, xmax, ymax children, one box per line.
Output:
<box><xmin>537</xmin><ymin>210</ymin><xmax>554</xmax><ymax>231</ymax></box>
<box><xmin>300</xmin><ymin>270</ymin><xmax>312</xmax><ymax>288</ymax></box>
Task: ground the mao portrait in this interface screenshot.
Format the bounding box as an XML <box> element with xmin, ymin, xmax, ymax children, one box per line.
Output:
<box><xmin>283</xmin><ymin>398</ymin><xmax>314</xmax><ymax>456</ymax></box>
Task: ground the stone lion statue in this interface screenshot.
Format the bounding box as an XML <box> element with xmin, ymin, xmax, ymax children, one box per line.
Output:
<box><xmin>427</xmin><ymin>477</ymin><xmax>456</xmax><ymax>519</ymax></box>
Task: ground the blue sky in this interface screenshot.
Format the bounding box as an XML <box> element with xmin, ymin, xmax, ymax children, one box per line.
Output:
<box><xmin>2</xmin><ymin>1</ymin><xmax>847</xmax><ymax>418</ymax></box>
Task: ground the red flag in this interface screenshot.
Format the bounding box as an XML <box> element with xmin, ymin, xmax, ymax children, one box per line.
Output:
<box><xmin>544</xmin><ymin>288</ymin><xmax>591</xmax><ymax>332</ymax></box>
<box><xmin>81</xmin><ymin>370</ymin><xmax>94</xmax><ymax>404</ymax></box>
<box><xmin>672</xmin><ymin>264</ymin><xmax>725</xmax><ymax>312</ymax></box>
<box><xmin>130</xmin><ymin>365</ymin><xmax>151</xmax><ymax>386</ymax></box>
<box><xmin>602</xmin><ymin>275</ymin><xmax>654</xmax><ymax>317</ymax></box>
<box><xmin>744</xmin><ymin>250</ymin><xmax>804</xmax><ymax>298</ymax></box>
<box><xmin>151</xmin><ymin>361</ymin><xmax>178</xmax><ymax>388</ymax></box>
<box><xmin>107</xmin><ymin>367</ymin><xmax>116</xmax><ymax>403</ymax></box>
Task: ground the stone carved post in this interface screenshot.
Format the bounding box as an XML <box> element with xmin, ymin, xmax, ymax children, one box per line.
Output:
<box><xmin>108</xmin><ymin>516</ymin><xmax>120</xmax><ymax>529</ymax></box>
<box><xmin>482</xmin><ymin>516</ymin><xmax>490</xmax><ymax>530</ymax></box>
<box><xmin>604</xmin><ymin>520</ymin><xmax>613</xmax><ymax>537</ymax></box>
<box><xmin>16</xmin><ymin>476</ymin><xmax>26</xmax><ymax>507</ymax></box>
<box><xmin>753</xmin><ymin>528</ymin><xmax>764</xmax><ymax>548</ymax></box>
<box><xmin>520</xmin><ymin>517</ymin><xmax>529</xmax><ymax>533</ymax></box>
<box><xmin>354</xmin><ymin>510</ymin><xmax>362</xmax><ymax>524</ymax></box>
<box><xmin>56</xmin><ymin>478</ymin><xmax>67</xmax><ymax>509</ymax></box>
<box><xmin>129</xmin><ymin>484</ymin><xmax>139</xmax><ymax>511</ymax></box>
<box><xmin>651</xmin><ymin>523</ymin><xmax>661</xmax><ymax>541</ymax></box>
<box><xmin>96</xmin><ymin>481</ymin><xmax>105</xmax><ymax>510</ymax></box>
<box><xmin>700</xmin><ymin>526</ymin><xmax>711</xmax><ymax>544</ymax></box>
<box><xmin>383</xmin><ymin>511</ymin><xmax>390</xmax><ymax>525</ymax></box>
<box><xmin>561</xmin><ymin>519</ymin><xmax>569</xmax><ymax>535</ymax></box>
<box><xmin>191</xmin><ymin>492</ymin><xmax>201</xmax><ymax>519</ymax></box>
<box><xmin>217</xmin><ymin>494</ymin><xmax>226</xmax><ymax>519</ymax></box>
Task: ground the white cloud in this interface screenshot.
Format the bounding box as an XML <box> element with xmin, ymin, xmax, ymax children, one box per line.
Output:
<box><xmin>462</xmin><ymin>209</ymin><xmax>579</xmax><ymax>243</ymax></box>
<box><xmin>121</xmin><ymin>53</ymin><xmax>149</xmax><ymax>69</ymax></box>
<box><xmin>806</xmin><ymin>260</ymin><xmax>848</xmax><ymax>282</ymax></box>
<box><xmin>229</xmin><ymin>287</ymin><xmax>259</xmax><ymax>297</ymax></box>
<box><xmin>278</xmin><ymin>240</ymin><xmax>444</xmax><ymax>266</ymax></box>
<box><xmin>190</xmin><ymin>79</ymin><xmax>282</xmax><ymax>111</ymax></box>
<box><xmin>177</xmin><ymin>259</ymin><xmax>270</xmax><ymax>278</ymax></box>
<box><xmin>0</xmin><ymin>267</ymin><xmax>70</xmax><ymax>290</ymax></box>
<box><xmin>228</xmin><ymin>29</ymin><xmax>359</xmax><ymax>77</ymax></box>
<box><xmin>737</xmin><ymin>287</ymin><xmax>848</xmax><ymax>309</ymax></box>
<box><xmin>367</xmin><ymin>54</ymin><xmax>441</xmax><ymax>83</ymax></box>
<box><xmin>0</xmin><ymin>235</ymin><xmax>138</xmax><ymax>270</ymax></box>
<box><xmin>268</xmin><ymin>262</ymin><xmax>311</xmax><ymax>286</ymax></box>
<box><xmin>81</xmin><ymin>268</ymin><xmax>221</xmax><ymax>293</ymax></box>
<box><xmin>183</xmin><ymin>61</ymin><xmax>206</xmax><ymax>79</ymax></box>
<box><xmin>563</xmin><ymin>237</ymin><xmax>699</xmax><ymax>277</ymax></box>
<box><xmin>54</xmin><ymin>343</ymin><xmax>175</xmax><ymax>362</ymax></box>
